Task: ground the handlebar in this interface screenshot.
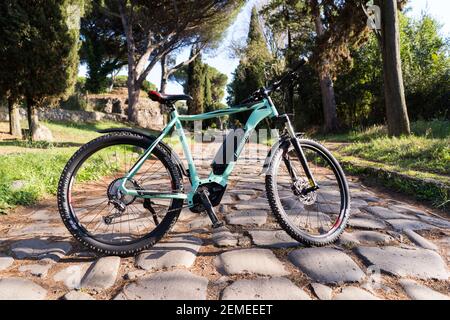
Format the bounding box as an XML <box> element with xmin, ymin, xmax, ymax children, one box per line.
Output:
<box><xmin>239</xmin><ymin>57</ymin><xmax>309</xmax><ymax>105</ymax></box>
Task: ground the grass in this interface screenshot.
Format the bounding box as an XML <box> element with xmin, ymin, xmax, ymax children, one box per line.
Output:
<box><xmin>0</xmin><ymin>120</ymin><xmax>152</xmax><ymax>213</ymax></box>
<box><xmin>0</xmin><ymin>149</ymin><xmax>75</xmax><ymax>212</ymax></box>
<box><xmin>317</xmin><ymin>120</ymin><xmax>450</xmax><ymax>210</ymax></box>
<box><xmin>318</xmin><ymin>120</ymin><xmax>450</xmax><ymax>143</ymax></box>
<box><xmin>341</xmin><ymin>135</ymin><xmax>449</xmax><ymax>175</ymax></box>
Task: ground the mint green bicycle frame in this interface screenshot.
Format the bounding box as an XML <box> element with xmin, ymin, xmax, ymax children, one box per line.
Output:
<box><xmin>119</xmin><ymin>98</ymin><xmax>279</xmax><ymax>208</ymax></box>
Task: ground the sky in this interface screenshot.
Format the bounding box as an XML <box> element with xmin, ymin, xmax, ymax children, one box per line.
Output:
<box><xmin>79</xmin><ymin>0</ymin><xmax>450</xmax><ymax>98</ymax></box>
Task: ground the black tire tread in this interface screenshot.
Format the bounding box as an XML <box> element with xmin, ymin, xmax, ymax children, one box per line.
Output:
<box><xmin>265</xmin><ymin>138</ymin><xmax>351</xmax><ymax>246</ymax></box>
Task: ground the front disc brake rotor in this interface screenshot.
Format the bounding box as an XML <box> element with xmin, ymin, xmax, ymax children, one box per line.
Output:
<box><xmin>292</xmin><ymin>179</ymin><xmax>317</xmax><ymax>205</ymax></box>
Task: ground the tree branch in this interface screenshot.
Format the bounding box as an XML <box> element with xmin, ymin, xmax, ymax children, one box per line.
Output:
<box><xmin>165</xmin><ymin>42</ymin><xmax>207</xmax><ymax>78</ymax></box>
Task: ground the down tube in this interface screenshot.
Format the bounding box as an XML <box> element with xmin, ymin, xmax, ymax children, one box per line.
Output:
<box><xmin>214</xmin><ymin>104</ymin><xmax>274</xmax><ymax>183</ymax></box>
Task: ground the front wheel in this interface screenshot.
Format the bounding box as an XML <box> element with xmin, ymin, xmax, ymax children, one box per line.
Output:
<box><xmin>265</xmin><ymin>138</ymin><xmax>350</xmax><ymax>246</ymax></box>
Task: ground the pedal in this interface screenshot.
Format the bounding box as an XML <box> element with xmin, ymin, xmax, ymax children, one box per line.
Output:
<box><xmin>198</xmin><ymin>188</ymin><xmax>224</xmax><ymax>229</ymax></box>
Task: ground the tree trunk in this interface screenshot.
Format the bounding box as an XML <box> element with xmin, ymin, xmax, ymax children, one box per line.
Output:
<box><xmin>284</xmin><ymin>6</ymin><xmax>295</xmax><ymax>123</ymax></box>
<box><xmin>119</xmin><ymin>1</ymin><xmax>140</xmax><ymax>124</ymax></box>
<box><xmin>160</xmin><ymin>54</ymin><xmax>168</xmax><ymax>94</ymax></box>
<box><xmin>319</xmin><ymin>71</ymin><xmax>339</xmax><ymax>132</ymax></box>
<box><xmin>26</xmin><ymin>98</ymin><xmax>39</xmax><ymax>140</ymax></box>
<box><xmin>311</xmin><ymin>0</ymin><xmax>339</xmax><ymax>133</ymax></box>
<box><xmin>8</xmin><ymin>98</ymin><xmax>22</xmax><ymax>138</ymax></box>
<box><xmin>127</xmin><ymin>85</ymin><xmax>140</xmax><ymax>123</ymax></box>
<box><xmin>380</xmin><ymin>0</ymin><xmax>410</xmax><ymax>136</ymax></box>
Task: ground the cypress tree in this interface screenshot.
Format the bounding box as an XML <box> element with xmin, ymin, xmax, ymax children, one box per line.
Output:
<box><xmin>228</xmin><ymin>6</ymin><xmax>272</xmax><ymax>123</ymax></box>
<box><xmin>0</xmin><ymin>0</ymin><xmax>84</xmax><ymax>140</ymax></box>
<box><xmin>187</xmin><ymin>47</ymin><xmax>205</xmax><ymax>115</ymax></box>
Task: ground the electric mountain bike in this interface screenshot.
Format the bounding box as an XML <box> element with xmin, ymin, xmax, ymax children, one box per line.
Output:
<box><xmin>57</xmin><ymin>58</ymin><xmax>350</xmax><ymax>256</ymax></box>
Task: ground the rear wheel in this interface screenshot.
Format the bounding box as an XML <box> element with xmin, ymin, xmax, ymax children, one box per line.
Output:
<box><xmin>266</xmin><ymin>139</ymin><xmax>350</xmax><ymax>246</ymax></box>
<box><xmin>57</xmin><ymin>132</ymin><xmax>184</xmax><ymax>256</ymax></box>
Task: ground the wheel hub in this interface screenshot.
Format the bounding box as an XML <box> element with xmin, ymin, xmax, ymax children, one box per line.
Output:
<box><xmin>107</xmin><ymin>178</ymin><xmax>139</xmax><ymax>206</ymax></box>
<box><xmin>292</xmin><ymin>179</ymin><xmax>317</xmax><ymax>205</ymax></box>
<box><xmin>104</xmin><ymin>178</ymin><xmax>141</xmax><ymax>225</ymax></box>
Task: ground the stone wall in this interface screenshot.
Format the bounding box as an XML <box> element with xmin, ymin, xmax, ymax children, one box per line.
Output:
<box><xmin>0</xmin><ymin>95</ymin><xmax>165</xmax><ymax>131</ymax></box>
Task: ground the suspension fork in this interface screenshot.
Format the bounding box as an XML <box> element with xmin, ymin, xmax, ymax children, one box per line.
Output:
<box><xmin>284</xmin><ymin>117</ymin><xmax>319</xmax><ymax>193</ymax></box>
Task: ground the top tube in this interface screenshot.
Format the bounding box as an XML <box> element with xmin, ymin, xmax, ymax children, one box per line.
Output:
<box><xmin>178</xmin><ymin>100</ymin><xmax>274</xmax><ymax>122</ymax></box>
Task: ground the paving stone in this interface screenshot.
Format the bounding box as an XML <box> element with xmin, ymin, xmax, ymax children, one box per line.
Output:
<box><xmin>29</xmin><ymin>209</ymin><xmax>58</xmax><ymax>221</ymax></box>
<box><xmin>399</xmin><ymin>279</ymin><xmax>450</xmax><ymax>300</ymax></box>
<box><xmin>63</xmin><ymin>290</ymin><xmax>95</xmax><ymax>300</ymax></box>
<box><xmin>80</xmin><ymin>256</ymin><xmax>121</xmax><ymax>290</ymax></box>
<box><xmin>225</xmin><ymin>210</ymin><xmax>267</xmax><ymax>226</ymax></box>
<box><xmin>339</xmin><ymin>231</ymin><xmax>395</xmax><ymax>246</ymax></box>
<box><xmin>417</xmin><ymin>215</ymin><xmax>450</xmax><ymax>229</ymax></box>
<box><xmin>355</xmin><ymin>246</ymin><xmax>449</xmax><ymax>280</ymax></box>
<box><xmin>54</xmin><ymin>264</ymin><xmax>91</xmax><ymax>290</ymax></box>
<box><xmin>11</xmin><ymin>239</ymin><xmax>72</xmax><ymax>262</ymax></box>
<box><xmin>221</xmin><ymin>277</ymin><xmax>311</xmax><ymax>300</ymax></box>
<box><xmin>289</xmin><ymin>248</ymin><xmax>365</xmax><ymax>284</ymax></box>
<box><xmin>115</xmin><ymin>270</ymin><xmax>208</xmax><ymax>300</ymax></box>
<box><xmin>334</xmin><ymin>287</ymin><xmax>380</xmax><ymax>300</ymax></box>
<box><xmin>364</xmin><ymin>206</ymin><xmax>416</xmax><ymax>220</ymax></box>
<box><xmin>0</xmin><ymin>255</ymin><xmax>14</xmax><ymax>271</ymax></box>
<box><xmin>0</xmin><ymin>278</ymin><xmax>47</xmax><ymax>300</ymax></box>
<box><xmin>348</xmin><ymin>217</ymin><xmax>387</xmax><ymax>230</ymax></box>
<box><xmin>135</xmin><ymin>235</ymin><xmax>202</xmax><ymax>270</ymax></box>
<box><xmin>389</xmin><ymin>204</ymin><xmax>427</xmax><ymax>216</ymax></box>
<box><xmin>18</xmin><ymin>264</ymin><xmax>52</xmax><ymax>277</ymax></box>
<box><xmin>187</xmin><ymin>216</ymin><xmax>211</xmax><ymax>229</ymax></box>
<box><xmin>387</xmin><ymin>219</ymin><xmax>435</xmax><ymax>231</ymax></box>
<box><xmin>8</xmin><ymin>223</ymin><xmax>69</xmax><ymax>236</ymax></box>
<box><xmin>220</xmin><ymin>194</ymin><xmax>235</xmax><ymax>205</ymax></box>
<box><xmin>248</xmin><ymin>229</ymin><xmax>300</xmax><ymax>248</ymax></box>
<box><xmin>351</xmin><ymin>199</ymin><xmax>369</xmax><ymax>208</ymax></box>
<box><xmin>236</xmin><ymin>193</ymin><xmax>256</xmax><ymax>201</ymax></box>
<box><xmin>235</xmin><ymin>183</ymin><xmax>265</xmax><ymax>191</ymax></box>
<box><xmin>216</xmin><ymin>248</ymin><xmax>288</xmax><ymax>276</ymax></box>
<box><xmin>212</xmin><ymin>227</ymin><xmax>238</xmax><ymax>247</ymax></box>
<box><xmin>178</xmin><ymin>209</ymin><xmax>198</xmax><ymax>222</ymax></box>
<box><xmin>234</xmin><ymin>189</ymin><xmax>257</xmax><ymax>196</ymax></box>
<box><xmin>311</xmin><ymin>283</ymin><xmax>333</xmax><ymax>300</ymax></box>
<box><xmin>403</xmin><ymin>229</ymin><xmax>438</xmax><ymax>251</ymax></box>
<box><xmin>352</xmin><ymin>192</ymin><xmax>380</xmax><ymax>202</ymax></box>
<box><xmin>231</xmin><ymin>203</ymin><xmax>269</xmax><ymax>210</ymax></box>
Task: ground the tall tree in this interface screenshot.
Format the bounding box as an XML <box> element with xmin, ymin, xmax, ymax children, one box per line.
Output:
<box><xmin>187</xmin><ymin>46</ymin><xmax>205</xmax><ymax>115</ymax></box>
<box><xmin>309</xmin><ymin>0</ymin><xmax>338</xmax><ymax>132</ymax></box>
<box><xmin>159</xmin><ymin>2</ymin><xmax>242</xmax><ymax>94</ymax></box>
<box><xmin>228</xmin><ymin>6</ymin><xmax>273</xmax><ymax>123</ymax></box>
<box><xmin>378</xmin><ymin>0</ymin><xmax>410</xmax><ymax>136</ymax></box>
<box><xmin>80</xmin><ymin>0</ymin><xmax>127</xmax><ymax>93</ymax></box>
<box><xmin>0</xmin><ymin>0</ymin><xmax>84</xmax><ymax>140</ymax></box>
<box><xmin>0</xmin><ymin>1</ymin><xmax>26</xmax><ymax>138</ymax></box>
<box><xmin>263</xmin><ymin>0</ymin><xmax>369</xmax><ymax>133</ymax></box>
<box><xmin>98</xmin><ymin>0</ymin><xmax>245</xmax><ymax>123</ymax></box>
